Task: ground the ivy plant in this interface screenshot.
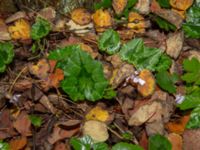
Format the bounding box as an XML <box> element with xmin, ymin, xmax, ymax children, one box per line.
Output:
<box><xmin>119</xmin><ymin>38</ymin><xmax>162</xmax><ymax>71</ymax></box>
<box><xmin>0</xmin><ymin>42</ymin><xmax>14</xmax><ymax>73</ymax></box>
<box><xmin>0</xmin><ymin>140</ymin><xmax>9</xmax><ymax>150</ymax></box>
<box><xmin>29</xmin><ymin>115</ymin><xmax>42</xmax><ymax>127</ymax></box>
<box><xmin>48</xmin><ymin>45</ymin><xmax>108</xmax><ymax>101</ymax></box>
<box><xmin>98</xmin><ymin>29</ymin><xmax>121</xmax><ymax>55</ymax></box>
<box><xmin>153</xmin><ymin>15</ymin><xmax>176</xmax><ymax>31</ymax></box>
<box><xmin>112</xmin><ymin>142</ymin><xmax>143</xmax><ymax>150</ymax></box>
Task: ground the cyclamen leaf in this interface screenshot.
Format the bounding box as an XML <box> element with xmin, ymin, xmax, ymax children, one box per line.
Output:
<box><xmin>156</xmin><ymin>71</ymin><xmax>177</xmax><ymax>94</ymax></box>
<box><xmin>0</xmin><ymin>140</ymin><xmax>9</xmax><ymax>150</ymax></box>
<box><xmin>155</xmin><ymin>54</ymin><xmax>172</xmax><ymax>72</ymax></box>
<box><xmin>98</xmin><ymin>29</ymin><xmax>121</xmax><ymax>55</ymax></box>
<box><xmin>29</xmin><ymin>115</ymin><xmax>42</xmax><ymax>127</ymax></box>
<box><xmin>0</xmin><ymin>42</ymin><xmax>14</xmax><ymax>73</ymax></box>
<box><xmin>186</xmin><ymin>104</ymin><xmax>200</xmax><ymax>129</ymax></box>
<box><xmin>181</xmin><ymin>58</ymin><xmax>200</xmax><ymax>85</ymax></box>
<box><xmin>154</xmin><ymin>16</ymin><xmax>176</xmax><ymax>31</ymax></box>
<box><xmin>112</xmin><ymin>142</ymin><xmax>144</xmax><ymax>150</ymax></box>
<box><xmin>94</xmin><ymin>0</ymin><xmax>112</xmax><ymax>10</ymax></box>
<box><xmin>31</xmin><ymin>17</ymin><xmax>51</xmax><ymax>40</ymax></box>
<box><xmin>93</xmin><ymin>143</ymin><xmax>109</xmax><ymax>150</ymax></box>
<box><xmin>119</xmin><ymin>38</ymin><xmax>162</xmax><ymax>71</ymax></box>
<box><xmin>157</xmin><ymin>0</ymin><xmax>171</xmax><ymax>8</ymax></box>
<box><xmin>148</xmin><ymin>134</ymin><xmax>172</xmax><ymax>150</ymax></box>
<box><xmin>48</xmin><ymin>45</ymin><xmax>108</xmax><ymax>101</ymax></box>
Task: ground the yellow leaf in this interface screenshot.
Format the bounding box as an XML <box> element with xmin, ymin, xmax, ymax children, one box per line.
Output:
<box><xmin>86</xmin><ymin>106</ymin><xmax>109</xmax><ymax>122</ymax></box>
<box><xmin>170</xmin><ymin>0</ymin><xmax>193</xmax><ymax>11</ymax></box>
<box><xmin>71</xmin><ymin>8</ymin><xmax>91</xmax><ymax>25</ymax></box>
<box><xmin>112</xmin><ymin>0</ymin><xmax>128</xmax><ymax>14</ymax></box>
<box><xmin>8</xmin><ymin>19</ymin><xmax>31</xmax><ymax>40</ymax></box>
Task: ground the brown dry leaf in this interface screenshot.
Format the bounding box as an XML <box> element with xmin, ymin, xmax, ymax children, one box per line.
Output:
<box><xmin>28</xmin><ymin>59</ymin><xmax>50</xmax><ymax>79</ymax></box>
<box><xmin>48</xmin><ymin>126</ymin><xmax>79</xmax><ymax>144</ymax></box>
<box><xmin>0</xmin><ymin>19</ymin><xmax>11</xmax><ymax>40</ymax></box>
<box><xmin>183</xmin><ymin>129</ymin><xmax>200</xmax><ymax>150</ymax></box>
<box><xmin>5</xmin><ymin>11</ymin><xmax>26</xmax><ymax>24</ymax></box>
<box><xmin>13</xmin><ymin>79</ymin><xmax>32</xmax><ymax>92</ymax></box>
<box><xmin>127</xmin><ymin>12</ymin><xmax>146</xmax><ymax>33</ymax></box>
<box><xmin>9</xmin><ymin>136</ymin><xmax>27</xmax><ymax>150</ymax></box>
<box><xmin>170</xmin><ymin>0</ymin><xmax>193</xmax><ymax>11</ymax></box>
<box><xmin>167</xmin><ymin>133</ymin><xmax>182</xmax><ymax>150</ymax></box>
<box><xmin>8</xmin><ymin>19</ymin><xmax>31</xmax><ymax>40</ymax></box>
<box><xmin>112</xmin><ymin>0</ymin><xmax>127</xmax><ymax>15</ymax></box>
<box><xmin>71</xmin><ymin>8</ymin><xmax>91</xmax><ymax>25</ymax></box>
<box><xmin>80</xmin><ymin>43</ymin><xmax>98</xmax><ymax>59</ymax></box>
<box><xmin>139</xmin><ymin>130</ymin><xmax>148</xmax><ymax>150</ymax></box>
<box><xmin>86</xmin><ymin>106</ymin><xmax>109</xmax><ymax>122</ymax></box>
<box><xmin>135</xmin><ymin>0</ymin><xmax>151</xmax><ymax>14</ymax></box>
<box><xmin>38</xmin><ymin>7</ymin><xmax>56</xmax><ymax>21</ymax></box>
<box><xmin>137</xmin><ymin>69</ymin><xmax>156</xmax><ymax>97</ymax></box>
<box><xmin>83</xmin><ymin>120</ymin><xmax>109</xmax><ymax>143</ymax></box>
<box><xmin>172</xmin><ymin>9</ymin><xmax>186</xmax><ymax>18</ymax></box>
<box><xmin>166</xmin><ymin>31</ymin><xmax>184</xmax><ymax>59</ymax></box>
<box><xmin>92</xmin><ymin>9</ymin><xmax>112</xmax><ymax>32</ymax></box>
<box><xmin>54</xmin><ymin>142</ymin><xmax>67</xmax><ymax>150</ymax></box>
<box><xmin>13</xmin><ymin>111</ymin><xmax>32</xmax><ymax>136</ymax></box>
<box><xmin>165</xmin><ymin>115</ymin><xmax>190</xmax><ymax>134</ymax></box>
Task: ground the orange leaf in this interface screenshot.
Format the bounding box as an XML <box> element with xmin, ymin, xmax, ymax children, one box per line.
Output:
<box><xmin>165</xmin><ymin>115</ymin><xmax>190</xmax><ymax>134</ymax></box>
<box><xmin>8</xmin><ymin>19</ymin><xmax>31</xmax><ymax>40</ymax></box>
<box><xmin>10</xmin><ymin>136</ymin><xmax>27</xmax><ymax>150</ymax></box>
<box><xmin>170</xmin><ymin>0</ymin><xmax>194</xmax><ymax>11</ymax></box>
<box><xmin>167</xmin><ymin>133</ymin><xmax>183</xmax><ymax>150</ymax></box>
<box><xmin>71</xmin><ymin>8</ymin><xmax>91</xmax><ymax>25</ymax></box>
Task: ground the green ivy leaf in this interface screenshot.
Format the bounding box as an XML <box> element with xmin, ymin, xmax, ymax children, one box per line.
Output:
<box><xmin>48</xmin><ymin>45</ymin><xmax>108</xmax><ymax>101</ymax></box>
<box><xmin>119</xmin><ymin>38</ymin><xmax>162</xmax><ymax>71</ymax></box>
<box><xmin>0</xmin><ymin>42</ymin><xmax>14</xmax><ymax>73</ymax></box>
<box><xmin>0</xmin><ymin>140</ymin><xmax>9</xmax><ymax>150</ymax></box>
<box><xmin>148</xmin><ymin>134</ymin><xmax>172</xmax><ymax>150</ymax></box>
<box><xmin>155</xmin><ymin>54</ymin><xmax>172</xmax><ymax>72</ymax></box>
<box><xmin>156</xmin><ymin>71</ymin><xmax>178</xmax><ymax>94</ymax></box>
<box><xmin>181</xmin><ymin>58</ymin><xmax>200</xmax><ymax>85</ymax></box>
<box><xmin>93</xmin><ymin>142</ymin><xmax>109</xmax><ymax>150</ymax></box>
<box><xmin>94</xmin><ymin>0</ymin><xmax>112</xmax><ymax>10</ymax></box>
<box><xmin>112</xmin><ymin>142</ymin><xmax>143</xmax><ymax>150</ymax></box>
<box><xmin>177</xmin><ymin>91</ymin><xmax>200</xmax><ymax>110</ymax></box>
<box><xmin>121</xmin><ymin>0</ymin><xmax>138</xmax><ymax>18</ymax></box>
<box><xmin>31</xmin><ymin>17</ymin><xmax>51</xmax><ymax>40</ymax></box>
<box><xmin>154</xmin><ymin>16</ymin><xmax>176</xmax><ymax>31</ymax></box>
<box><xmin>183</xmin><ymin>2</ymin><xmax>200</xmax><ymax>38</ymax></box>
<box><xmin>156</xmin><ymin>0</ymin><xmax>171</xmax><ymax>8</ymax></box>
<box><xmin>186</xmin><ymin>104</ymin><xmax>200</xmax><ymax>129</ymax></box>
<box><xmin>70</xmin><ymin>135</ymin><xmax>93</xmax><ymax>150</ymax></box>
<box><xmin>103</xmin><ymin>88</ymin><xmax>117</xmax><ymax>99</ymax></box>
<box><xmin>29</xmin><ymin>115</ymin><xmax>42</xmax><ymax>127</ymax></box>
<box><xmin>98</xmin><ymin>29</ymin><xmax>121</xmax><ymax>55</ymax></box>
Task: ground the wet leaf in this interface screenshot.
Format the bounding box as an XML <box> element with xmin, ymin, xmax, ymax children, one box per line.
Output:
<box><xmin>31</xmin><ymin>17</ymin><xmax>51</xmax><ymax>40</ymax></box>
<box><xmin>71</xmin><ymin>8</ymin><xmax>91</xmax><ymax>25</ymax></box>
<box><xmin>149</xmin><ymin>134</ymin><xmax>172</xmax><ymax>150</ymax></box>
<box><xmin>8</xmin><ymin>19</ymin><xmax>31</xmax><ymax>40</ymax></box>
<box><xmin>98</xmin><ymin>29</ymin><xmax>121</xmax><ymax>55</ymax></box>
<box><xmin>86</xmin><ymin>106</ymin><xmax>109</xmax><ymax>122</ymax></box>
<box><xmin>112</xmin><ymin>142</ymin><xmax>144</xmax><ymax>150</ymax></box>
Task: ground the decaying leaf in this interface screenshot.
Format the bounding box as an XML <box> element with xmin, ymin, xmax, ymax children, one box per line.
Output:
<box><xmin>170</xmin><ymin>0</ymin><xmax>193</xmax><ymax>11</ymax></box>
<box><xmin>167</xmin><ymin>133</ymin><xmax>183</xmax><ymax>150</ymax></box>
<box><xmin>9</xmin><ymin>136</ymin><xmax>27</xmax><ymax>150</ymax></box>
<box><xmin>0</xmin><ymin>19</ymin><xmax>11</xmax><ymax>40</ymax></box>
<box><xmin>71</xmin><ymin>8</ymin><xmax>91</xmax><ymax>25</ymax></box>
<box><xmin>112</xmin><ymin>0</ymin><xmax>127</xmax><ymax>15</ymax></box>
<box><xmin>8</xmin><ymin>19</ymin><xmax>31</xmax><ymax>40</ymax></box>
<box><xmin>5</xmin><ymin>11</ymin><xmax>26</xmax><ymax>24</ymax></box>
<box><xmin>86</xmin><ymin>106</ymin><xmax>109</xmax><ymax>122</ymax></box>
<box><xmin>127</xmin><ymin>12</ymin><xmax>146</xmax><ymax>33</ymax></box>
<box><xmin>183</xmin><ymin>129</ymin><xmax>200</xmax><ymax>150</ymax></box>
<box><xmin>166</xmin><ymin>31</ymin><xmax>184</xmax><ymax>59</ymax></box>
<box><xmin>80</xmin><ymin>43</ymin><xmax>98</xmax><ymax>59</ymax></box>
<box><xmin>83</xmin><ymin>120</ymin><xmax>109</xmax><ymax>143</ymax></box>
<box><xmin>38</xmin><ymin>7</ymin><xmax>56</xmax><ymax>21</ymax></box>
<box><xmin>13</xmin><ymin>111</ymin><xmax>32</xmax><ymax>136</ymax></box>
<box><xmin>165</xmin><ymin>115</ymin><xmax>190</xmax><ymax>134</ymax></box>
<box><xmin>13</xmin><ymin>79</ymin><xmax>32</xmax><ymax>92</ymax></box>
<box><xmin>137</xmin><ymin>69</ymin><xmax>156</xmax><ymax>97</ymax></box>
<box><xmin>28</xmin><ymin>59</ymin><xmax>50</xmax><ymax>79</ymax></box>
<box><xmin>92</xmin><ymin>9</ymin><xmax>112</xmax><ymax>32</ymax></box>
<box><xmin>135</xmin><ymin>0</ymin><xmax>151</xmax><ymax>14</ymax></box>
<box><xmin>128</xmin><ymin>101</ymin><xmax>162</xmax><ymax>126</ymax></box>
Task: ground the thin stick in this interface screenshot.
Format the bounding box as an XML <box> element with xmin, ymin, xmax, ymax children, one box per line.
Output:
<box><xmin>107</xmin><ymin>126</ymin><xmax>123</xmax><ymax>139</ymax></box>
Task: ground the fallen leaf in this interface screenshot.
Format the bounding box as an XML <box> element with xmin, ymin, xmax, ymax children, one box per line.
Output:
<box><xmin>165</xmin><ymin>115</ymin><xmax>190</xmax><ymax>134</ymax></box>
<box><xmin>54</xmin><ymin>142</ymin><xmax>67</xmax><ymax>150</ymax></box>
<box><xmin>167</xmin><ymin>133</ymin><xmax>182</xmax><ymax>150</ymax></box>
<box><xmin>166</xmin><ymin>31</ymin><xmax>184</xmax><ymax>59</ymax></box>
<box><xmin>5</xmin><ymin>11</ymin><xmax>26</xmax><ymax>23</ymax></box>
<box><xmin>135</xmin><ymin>0</ymin><xmax>151</xmax><ymax>14</ymax></box>
<box><xmin>183</xmin><ymin>129</ymin><xmax>200</xmax><ymax>150</ymax></box>
<box><xmin>38</xmin><ymin>7</ymin><xmax>56</xmax><ymax>21</ymax></box>
<box><xmin>112</xmin><ymin>0</ymin><xmax>127</xmax><ymax>15</ymax></box>
<box><xmin>137</xmin><ymin>69</ymin><xmax>156</xmax><ymax>97</ymax></box>
<box><xmin>48</xmin><ymin>126</ymin><xmax>79</xmax><ymax>144</ymax></box>
<box><xmin>80</xmin><ymin>43</ymin><xmax>98</xmax><ymax>59</ymax></box>
<box><xmin>170</xmin><ymin>0</ymin><xmax>193</xmax><ymax>11</ymax></box>
<box><xmin>83</xmin><ymin>120</ymin><xmax>109</xmax><ymax>143</ymax></box>
<box><xmin>145</xmin><ymin>119</ymin><xmax>165</xmax><ymax>136</ymax></box>
<box><xmin>39</xmin><ymin>95</ymin><xmax>57</xmax><ymax>114</ymax></box>
<box><xmin>0</xmin><ymin>19</ymin><xmax>11</xmax><ymax>40</ymax></box>
<box><xmin>13</xmin><ymin>111</ymin><xmax>32</xmax><ymax>136</ymax></box>
<box><xmin>128</xmin><ymin>101</ymin><xmax>162</xmax><ymax>126</ymax></box>
<box><xmin>8</xmin><ymin>19</ymin><xmax>31</xmax><ymax>40</ymax></box>
<box><xmin>13</xmin><ymin>79</ymin><xmax>32</xmax><ymax>92</ymax></box>
<box><xmin>86</xmin><ymin>106</ymin><xmax>109</xmax><ymax>122</ymax></box>
<box><xmin>9</xmin><ymin>136</ymin><xmax>27</xmax><ymax>150</ymax></box>
<box><xmin>139</xmin><ymin>130</ymin><xmax>148</xmax><ymax>150</ymax></box>
<box><xmin>28</xmin><ymin>59</ymin><xmax>50</xmax><ymax>79</ymax></box>
<box><xmin>71</xmin><ymin>8</ymin><xmax>91</xmax><ymax>25</ymax></box>
<box><xmin>92</xmin><ymin>9</ymin><xmax>112</xmax><ymax>32</ymax></box>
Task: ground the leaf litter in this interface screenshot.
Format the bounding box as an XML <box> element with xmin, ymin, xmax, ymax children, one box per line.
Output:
<box><xmin>0</xmin><ymin>0</ymin><xmax>200</xmax><ymax>149</ymax></box>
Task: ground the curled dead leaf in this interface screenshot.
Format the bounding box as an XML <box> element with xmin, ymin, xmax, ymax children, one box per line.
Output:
<box><xmin>83</xmin><ymin>120</ymin><xmax>109</xmax><ymax>143</ymax></box>
<box><xmin>112</xmin><ymin>0</ymin><xmax>127</xmax><ymax>15</ymax></box>
<box><xmin>71</xmin><ymin>8</ymin><xmax>91</xmax><ymax>25</ymax></box>
<box><xmin>92</xmin><ymin>9</ymin><xmax>112</xmax><ymax>32</ymax></box>
<box><xmin>137</xmin><ymin>69</ymin><xmax>155</xmax><ymax>97</ymax></box>
<box><xmin>86</xmin><ymin>106</ymin><xmax>109</xmax><ymax>122</ymax></box>
<box><xmin>8</xmin><ymin>19</ymin><xmax>31</xmax><ymax>40</ymax></box>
